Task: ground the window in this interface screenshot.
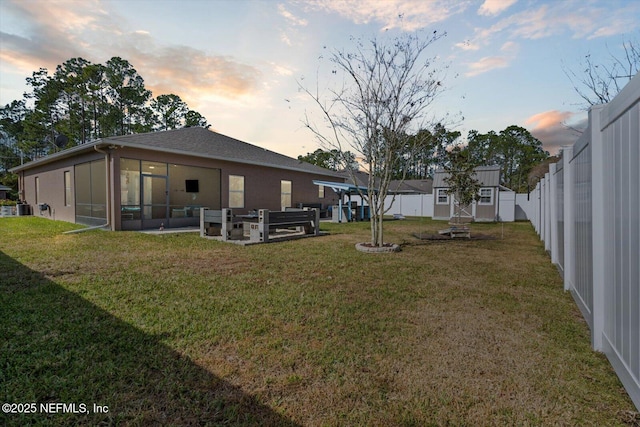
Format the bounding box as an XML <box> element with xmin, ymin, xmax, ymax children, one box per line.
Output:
<box><xmin>75</xmin><ymin>159</ymin><xmax>106</xmax><ymax>223</ymax></box>
<box><xmin>478</xmin><ymin>188</ymin><xmax>493</xmax><ymax>205</ymax></box>
<box><xmin>436</xmin><ymin>189</ymin><xmax>449</xmax><ymax>204</ymax></box>
<box><xmin>169</xmin><ymin>164</ymin><xmax>220</xmax><ymax>214</ymax></box>
<box><xmin>120</xmin><ymin>158</ymin><xmax>141</xmax><ymax>207</ymax></box>
<box><xmin>318</xmin><ymin>184</ymin><xmax>325</xmax><ymax>198</ymax></box>
<box><xmin>64</xmin><ymin>171</ymin><xmax>72</xmax><ymax>206</ymax></box>
<box><xmin>281</xmin><ymin>180</ymin><xmax>292</xmax><ymax>209</ymax></box>
<box><xmin>229</xmin><ymin>175</ymin><xmax>244</xmax><ymax>208</ymax></box>
<box><xmin>35</xmin><ymin>177</ymin><xmax>40</xmax><ymax>204</ymax></box>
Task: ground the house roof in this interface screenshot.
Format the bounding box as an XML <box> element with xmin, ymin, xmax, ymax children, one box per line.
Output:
<box><xmin>332</xmin><ymin>171</ymin><xmax>433</xmax><ymax>194</ymax></box>
<box><xmin>10</xmin><ymin>127</ymin><xmax>344</xmax><ymax>177</ymax></box>
<box><xmin>432</xmin><ymin>165</ymin><xmax>501</xmax><ymax>188</ymax></box>
<box><xmin>389</xmin><ymin>179</ymin><xmax>433</xmax><ymax>194</ymax></box>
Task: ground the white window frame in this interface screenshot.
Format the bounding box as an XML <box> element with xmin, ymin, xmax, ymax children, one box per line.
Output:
<box><xmin>228</xmin><ymin>175</ymin><xmax>245</xmax><ymax>208</ymax></box>
<box><xmin>436</xmin><ymin>188</ymin><xmax>449</xmax><ymax>205</ymax></box>
<box><xmin>35</xmin><ymin>176</ymin><xmax>40</xmax><ymax>204</ymax></box>
<box><xmin>318</xmin><ymin>184</ymin><xmax>325</xmax><ymax>199</ymax></box>
<box><xmin>281</xmin><ymin>180</ymin><xmax>292</xmax><ymax>209</ymax></box>
<box><xmin>64</xmin><ymin>171</ymin><xmax>72</xmax><ymax>207</ymax></box>
<box><xmin>478</xmin><ymin>187</ymin><xmax>493</xmax><ymax>205</ymax></box>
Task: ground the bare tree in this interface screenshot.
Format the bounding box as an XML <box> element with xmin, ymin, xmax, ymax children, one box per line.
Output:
<box><xmin>565</xmin><ymin>39</ymin><xmax>640</xmax><ymax>106</ymax></box>
<box><xmin>300</xmin><ymin>31</ymin><xmax>448</xmax><ymax>247</ymax></box>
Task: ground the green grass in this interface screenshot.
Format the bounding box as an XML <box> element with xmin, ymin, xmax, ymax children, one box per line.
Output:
<box><xmin>0</xmin><ymin>217</ymin><xmax>638</xmax><ymax>426</ymax></box>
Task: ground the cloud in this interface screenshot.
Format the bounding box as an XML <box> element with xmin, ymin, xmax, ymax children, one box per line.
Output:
<box><xmin>454</xmin><ymin>40</ymin><xmax>481</xmax><ymax>51</ymax></box>
<box><xmin>305</xmin><ymin>0</ymin><xmax>472</xmax><ymax>31</ymax></box>
<box><xmin>134</xmin><ymin>45</ymin><xmax>262</xmax><ymax>104</ymax></box>
<box><xmin>463</xmin><ymin>41</ymin><xmax>518</xmax><ymax>76</ymax></box>
<box><xmin>464</xmin><ymin>1</ymin><xmax>640</xmax><ymax>51</ymax></box>
<box><xmin>500</xmin><ymin>40</ymin><xmax>518</xmax><ymax>53</ymax></box>
<box><xmin>0</xmin><ymin>0</ymin><xmax>262</xmax><ymax>106</ymax></box>
<box><xmin>525</xmin><ymin>110</ymin><xmax>586</xmax><ymax>154</ymax></box>
<box><xmin>477</xmin><ymin>0</ymin><xmax>517</xmax><ymax>17</ymax></box>
<box><xmin>278</xmin><ymin>3</ymin><xmax>308</xmax><ymax>26</ymax></box>
<box><xmin>465</xmin><ymin>56</ymin><xmax>510</xmax><ymax>76</ymax></box>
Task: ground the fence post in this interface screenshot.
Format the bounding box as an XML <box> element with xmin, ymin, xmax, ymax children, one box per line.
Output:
<box><xmin>562</xmin><ymin>146</ymin><xmax>574</xmax><ymax>292</ymax></box>
<box><xmin>590</xmin><ymin>105</ymin><xmax>606</xmax><ymax>351</ymax></box>
<box><xmin>534</xmin><ymin>182</ymin><xmax>541</xmax><ymax>235</ymax></box>
<box><xmin>539</xmin><ymin>180</ymin><xmax>545</xmax><ymax>238</ymax></box>
<box><xmin>544</xmin><ymin>173</ymin><xmax>551</xmax><ymax>250</ymax></box>
<box><xmin>549</xmin><ymin>163</ymin><xmax>558</xmax><ymax>264</ymax></box>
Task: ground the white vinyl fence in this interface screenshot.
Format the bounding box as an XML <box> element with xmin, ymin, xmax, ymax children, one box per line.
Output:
<box><xmin>532</xmin><ymin>73</ymin><xmax>640</xmax><ymax>410</ymax></box>
<box><xmin>384</xmin><ymin>194</ymin><xmax>434</xmax><ymax>217</ymax></box>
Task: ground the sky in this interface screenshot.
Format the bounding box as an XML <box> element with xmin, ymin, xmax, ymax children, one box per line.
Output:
<box><xmin>1</xmin><ymin>0</ymin><xmax>639</xmax><ymax>158</ymax></box>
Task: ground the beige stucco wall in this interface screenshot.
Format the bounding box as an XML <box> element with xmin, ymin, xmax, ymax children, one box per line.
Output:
<box><xmin>475</xmin><ymin>202</ymin><xmax>497</xmax><ymax>221</ymax></box>
<box><xmin>18</xmin><ymin>145</ymin><xmax>343</xmax><ymax>230</ymax></box>
<box><xmin>19</xmin><ymin>151</ymin><xmax>104</xmax><ymax>225</ymax></box>
<box><xmin>111</xmin><ymin>147</ymin><xmax>340</xmax><ymax>215</ymax></box>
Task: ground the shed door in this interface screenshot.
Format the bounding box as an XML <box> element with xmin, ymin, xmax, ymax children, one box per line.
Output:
<box><xmin>450</xmin><ymin>196</ymin><xmax>473</xmax><ymax>222</ymax></box>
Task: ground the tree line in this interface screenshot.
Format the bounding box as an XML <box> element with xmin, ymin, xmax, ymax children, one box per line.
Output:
<box><xmin>0</xmin><ymin>56</ymin><xmax>208</xmax><ymax>192</ymax></box>
<box><xmin>299</xmin><ymin>123</ymin><xmax>548</xmax><ymax>193</ymax></box>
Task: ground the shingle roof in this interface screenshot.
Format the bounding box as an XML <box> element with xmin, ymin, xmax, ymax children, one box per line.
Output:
<box><xmin>390</xmin><ymin>179</ymin><xmax>433</xmax><ymax>194</ymax></box>
<box><xmin>104</xmin><ymin>127</ymin><xmax>341</xmax><ymax>175</ymax></box>
<box><xmin>11</xmin><ymin>127</ymin><xmax>343</xmax><ymax>177</ymax></box>
<box><xmin>432</xmin><ymin>165</ymin><xmax>501</xmax><ymax>188</ymax></box>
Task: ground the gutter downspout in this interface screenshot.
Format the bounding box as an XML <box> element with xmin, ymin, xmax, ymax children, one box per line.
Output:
<box><xmin>93</xmin><ymin>145</ymin><xmax>111</xmax><ymax>230</ymax></box>
<box><xmin>63</xmin><ymin>223</ymin><xmax>110</xmax><ymax>234</ymax></box>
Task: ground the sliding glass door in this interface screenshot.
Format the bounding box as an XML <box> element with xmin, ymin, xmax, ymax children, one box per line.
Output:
<box><xmin>142</xmin><ymin>175</ymin><xmax>168</xmax><ymax>229</ymax></box>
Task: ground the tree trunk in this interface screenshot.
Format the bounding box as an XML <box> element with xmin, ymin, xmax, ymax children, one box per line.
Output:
<box><xmin>377</xmin><ymin>203</ymin><xmax>384</xmax><ymax>247</ymax></box>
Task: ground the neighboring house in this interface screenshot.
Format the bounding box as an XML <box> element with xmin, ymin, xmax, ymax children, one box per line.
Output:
<box><xmin>432</xmin><ymin>165</ymin><xmax>504</xmax><ymax>222</ymax></box>
<box><xmin>0</xmin><ymin>184</ymin><xmax>11</xmax><ymax>200</ymax></box>
<box><xmin>10</xmin><ymin>127</ymin><xmax>344</xmax><ymax>230</ymax></box>
<box><xmin>389</xmin><ymin>179</ymin><xmax>433</xmax><ymax>195</ymax></box>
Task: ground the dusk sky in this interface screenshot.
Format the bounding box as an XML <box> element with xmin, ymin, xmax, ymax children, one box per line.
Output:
<box><xmin>1</xmin><ymin>0</ymin><xmax>639</xmax><ymax>157</ymax></box>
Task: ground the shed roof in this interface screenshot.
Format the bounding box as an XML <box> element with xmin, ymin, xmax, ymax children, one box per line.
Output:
<box><xmin>432</xmin><ymin>165</ymin><xmax>501</xmax><ymax>188</ymax></box>
<box><xmin>10</xmin><ymin>127</ymin><xmax>343</xmax><ymax>177</ymax></box>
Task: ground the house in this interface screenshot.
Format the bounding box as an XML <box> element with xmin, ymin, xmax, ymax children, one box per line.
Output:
<box><xmin>10</xmin><ymin>127</ymin><xmax>345</xmax><ymax>230</ymax></box>
<box><xmin>313</xmin><ymin>171</ymin><xmax>435</xmax><ymax>221</ymax></box>
<box><xmin>0</xmin><ymin>184</ymin><xmax>11</xmax><ymax>200</ymax></box>
<box><xmin>432</xmin><ymin>165</ymin><xmax>504</xmax><ymax>222</ymax></box>
<box><xmin>389</xmin><ymin>179</ymin><xmax>433</xmax><ymax>195</ymax></box>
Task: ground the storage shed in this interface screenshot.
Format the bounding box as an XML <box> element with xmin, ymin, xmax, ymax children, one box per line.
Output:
<box><xmin>432</xmin><ymin>165</ymin><xmax>502</xmax><ymax>222</ymax></box>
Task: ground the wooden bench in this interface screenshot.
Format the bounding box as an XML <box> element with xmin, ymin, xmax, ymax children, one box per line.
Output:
<box><xmin>200</xmin><ymin>208</ymin><xmax>243</xmax><ymax>240</ymax></box>
<box><xmin>250</xmin><ymin>208</ymin><xmax>320</xmax><ymax>243</ymax></box>
<box><xmin>450</xmin><ymin>225</ymin><xmax>471</xmax><ymax>239</ymax></box>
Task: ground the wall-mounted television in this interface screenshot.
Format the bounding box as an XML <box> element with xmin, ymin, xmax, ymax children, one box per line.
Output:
<box><xmin>185</xmin><ymin>179</ymin><xmax>199</xmax><ymax>193</ymax></box>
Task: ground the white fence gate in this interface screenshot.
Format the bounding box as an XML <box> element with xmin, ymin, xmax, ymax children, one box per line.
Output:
<box><xmin>532</xmin><ymin>73</ymin><xmax>640</xmax><ymax>410</ymax></box>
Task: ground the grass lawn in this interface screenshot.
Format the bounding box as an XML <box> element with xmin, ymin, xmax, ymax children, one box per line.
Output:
<box><xmin>1</xmin><ymin>217</ymin><xmax>638</xmax><ymax>426</ymax></box>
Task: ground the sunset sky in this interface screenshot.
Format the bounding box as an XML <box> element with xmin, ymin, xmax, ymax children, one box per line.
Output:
<box><xmin>1</xmin><ymin>0</ymin><xmax>639</xmax><ymax>157</ymax></box>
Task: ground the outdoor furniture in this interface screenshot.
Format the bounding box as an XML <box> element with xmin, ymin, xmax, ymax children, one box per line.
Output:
<box><xmin>200</xmin><ymin>208</ymin><xmax>242</xmax><ymax>240</ymax></box>
<box><xmin>249</xmin><ymin>208</ymin><xmax>320</xmax><ymax>243</ymax></box>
